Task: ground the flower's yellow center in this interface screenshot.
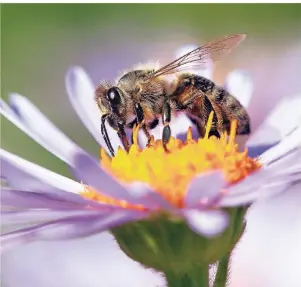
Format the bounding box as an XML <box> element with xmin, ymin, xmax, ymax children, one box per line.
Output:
<box><xmin>81</xmin><ymin>112</ymin><xmax>261</xmax><ymax>210</ymax></box>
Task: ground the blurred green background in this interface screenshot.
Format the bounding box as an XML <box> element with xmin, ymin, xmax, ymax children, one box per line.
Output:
<box><xmin>1</xmin><ymin>4</ymin><xmax>301</xmax><ymax>178</ymax></box>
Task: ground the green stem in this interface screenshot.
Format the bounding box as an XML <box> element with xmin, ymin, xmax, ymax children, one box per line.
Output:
<box><xmin>164</xmin><ymin>265</ymin><xmax>209</xmax><ymax>287</ymax></box>
<box><xmin>213</xmin><ymin>252</ymin><xmax>231</xmax><ymax>287</ymax></box>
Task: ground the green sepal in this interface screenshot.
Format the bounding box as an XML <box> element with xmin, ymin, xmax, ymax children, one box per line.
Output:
<box><xmin>111</xmin><ymin>207</ymin><xmax>247</xmax><ymax>275</ymax></box>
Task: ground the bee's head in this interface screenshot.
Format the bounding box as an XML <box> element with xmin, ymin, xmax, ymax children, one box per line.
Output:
<box><xmin>95</xmin><ymin>84</ymin><xmax>127</xmax><ymax>129</ymax></box>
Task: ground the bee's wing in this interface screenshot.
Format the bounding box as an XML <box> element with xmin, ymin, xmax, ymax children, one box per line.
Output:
<box><xmin>146</xmin><ymin>34</ymin><xmax>246</xmax><ymax>79</ymax></box>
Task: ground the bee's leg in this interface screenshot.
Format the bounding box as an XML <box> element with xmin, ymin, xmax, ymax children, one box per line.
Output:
<box><xmin>187</xmin><ymin>116</ymin><xmax>206</xmax><ymax>138</ymax></box>
<box><xmin>188</xmin><ymin>115</ymin><xmax>221</xmax><ymax>139</ymax></box>
<box><xmin>126</xmin><ymin>118</ymin><xmax>138</xmax><ymax>144</ymax></box>
<box><xmin>101</xmin><ymin>115</ymin><xmax>115</xmax><ymax>157</ymax></box>
<box><xmin>126</xmin><ymin>117</ymin><xmax>159</xmax><ymax>146</ymax></box>
<box><xmin>148</xmin><ymin>118</ymin><xmax>159</xmax><ymax>129</ymax></box>
<box><xmin>117</xmin><ymin>122</ymin><xmax>130</xmax><ymax>153</ymax></box>
<box><xmin>186</xmin><ymin>94</ymin><xmax>222</xmax><ymax>139</ymax></box>
<box><xmin>144</xmin><ymin>118</ymin><xmax>160</xmax><ymax>147</ymax></box>
<box><xmin>209</xmin><ymin>129</ymin><xmax>221</xmax><ymax>138</ymax></box>
<box><xmin>162</xmin><ymin>101</ymin><xmax>172</xmax><ymax>153</ymax></box>
<box><xmin>186</xmin><ymin>116</ymin><xmax>206</xmax><ymax>138</ymax></box>
<box><xmin>134</xmin><ymin>103</ymin><xmax>153</xmax><ymax>146</ymax></box>
<box><xmin>127</xmin><ymin>118</ymin><xmax>138</xmax><ymax>129</ymax></box>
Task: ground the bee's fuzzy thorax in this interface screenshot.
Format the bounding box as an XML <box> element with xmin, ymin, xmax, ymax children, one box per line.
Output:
<box><xmin>115</xmin><ymin>61</ymin><xmax>161</xmax><ymax>83</ymax></box>
<box><xmin>132</xmin><ymin>61</ymin><xmax>161</xmax><ymax>71</ymax></box>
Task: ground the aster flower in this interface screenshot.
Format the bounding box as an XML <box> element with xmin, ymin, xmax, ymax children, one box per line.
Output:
<box><xmin>1</xmin><ymin>45</ymin><xmax>301</xmax><ymax>286</ymax></box>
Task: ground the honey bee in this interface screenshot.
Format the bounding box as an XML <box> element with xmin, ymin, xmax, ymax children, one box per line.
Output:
<box><xmin>95</xmin><ymin>34</ymin><xmax>250</xmax><ymax>157</ymax></box>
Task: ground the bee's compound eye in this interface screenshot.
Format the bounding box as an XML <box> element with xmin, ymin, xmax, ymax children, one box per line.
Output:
<box><xmin>107</xmin><ymin>87</ymin><xmax>121</xmax><ymax>105</ymax></box>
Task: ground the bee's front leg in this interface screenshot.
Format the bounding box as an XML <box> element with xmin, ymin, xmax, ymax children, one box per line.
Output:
<box><xmin>116</xmin><ymin>122</ymin><xmax>130</xmax><ymax>153</ymax></box>
<box><xmin>101</xmin><ymin>114</ymin><xmax>115</xmax><ymax>157</ymax></box>
<box><xmin>101</xmin><ymin>115</ymin><xmax>130</xmax><ymax>156</ymax></box>
<box><xmin>162</xmin><ymin>101</ymin><xmax>172</xmax><ymax>153</ymax></box>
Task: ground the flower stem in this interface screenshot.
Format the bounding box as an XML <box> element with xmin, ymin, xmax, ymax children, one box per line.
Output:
<box><xmin>164</xmin><ymin>266</ymin><xmax>209</xmax><ymax>287</ymax></box>
<box><xmin>213</xmin><ymin>253</ymin><xmax>231</xmax><ymax>287</ymax></box>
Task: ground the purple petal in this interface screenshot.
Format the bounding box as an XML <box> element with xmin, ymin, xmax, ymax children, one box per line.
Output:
<box><xmin>72</xmin><ymin>151</ymin><xmax>172</xmax><ymax>209</ymax></box>
<box><xmin>259</xmin><ymin>125</ymin><xmax>301</xmax><ymax>165</ymax></box>
<box><xmin>0</xmin><ymin>149</ymin><xmax>88</xmax><ymax>205</ymax></box>
<box><xmin>220</xmin><ymin>150</ymin><xmax>301</xmax><ymax>207</ymax></box>
<box><xmin>0</xmin><ymin>99</ymin><xmax>53</xmax><ymax>155</ymax></box>
<box><xmin>224</xmin><ymin>70</ymin><xmax>253</xmax><ymax>110</ymax></box>
<box><xmin>225</xmin><ymin>169</ymin><xmax>268</xmax><ymax>197</ymax></box>
<box><xmin>0</xmin><ymin>149</ymin><xmax>115</xmax><ymax>209</ymax></box>
<box><xmin>1</xmin><ymin>188</ymin><xmax>126</xmax><ymax>212</ymax></box>
<box><xmin>229</xmin><ymin>147</ymin><xmax>300</xmax><ymax>198</ymax></box>
<box><xmin>125</xmin><ymin>182</ymin><xmax>174</xmax><ymax>210</ymax></box>
<box><xmin>259</xmin><ymin>149</ymin><xmax>301</xmax><ymax>186</ymax></box>
<box><xmin>185</xmin><ymin>171</ymin><xmax>226</xmax><ymax>208</ymax></box>
<box><xmin>71</xmin><ymin>152</ymin><xmax>131</xmax><ymax>199</ymax></box>
<box><xmin>1</xmin><ymin>215</ymin><xmax>106</xmax><ymax>251</ymax></box>
<box><xmin>7</xmin><ymin>94</ymin><xmax>82</xmax><ymax>166</ymax></box>
<box><xmin>247</xmin><ymin>124</ymin><xmax>281</xmax><ymax>148</ymax></box>
<box><xmin>220</xmin><ymin>168</ymin><xmax>273</xmax><ymax>206</ymax></box>
<box><xmin>0</xmin><ymin>98</ymin><xmax>15</xmax><ymax>116</ymax></box>
<box><xmin>65</xmin><ymin>67</ymin><xmax>121</xmax><ymax>154</ymax></box>
<box><xmin>183</xmin><ymin>209</ymin><xmax>229</xmax><ymax>238</ymax></box>
<box><xmin>219</xmin><ymin>180</ymin><xmax>292</xmax><ymax>207</ymax></box>
<box><xmin>247</xmin><ymin>95</ymin><xmax>301</xmax><ymax>147</ymax></box>
<box><xmin>1</xmin><ymin>209</ymin><xmax>105</xmax><ymax>226</ymax></box>
<box><xmin>247</xmin><ymin>142</ymin><xmax>279</xmax><ymax>158</ymax></box>
<box><xmin>1</xmin><ymin>149</ymin><xmax>83</xmax><ymax>193</ymax></box>
<box><xmin>263</xmin><ymin>148</ymin><xmax>301</xmax><ymax>173</ymax></box>
<box><xmin>1</xmin><ymin>189</ymin><xmax>84</xmax><ymax>210</ymax></box>
<box><xmin>1</xmin><ymin>211</ymin><xmax>146</xmax><ymax>252</ymax></box>
<box><xmin>265</xmin><ymin>95</ymin><xmax>301</xmax><ymax>139</ymax></box>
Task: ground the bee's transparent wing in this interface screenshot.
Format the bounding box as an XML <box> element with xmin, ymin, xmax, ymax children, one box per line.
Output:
<box><xmin>147</xmin><ymin>34</ymin><xmax>246</xmax><ymax>78</ymax></box>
